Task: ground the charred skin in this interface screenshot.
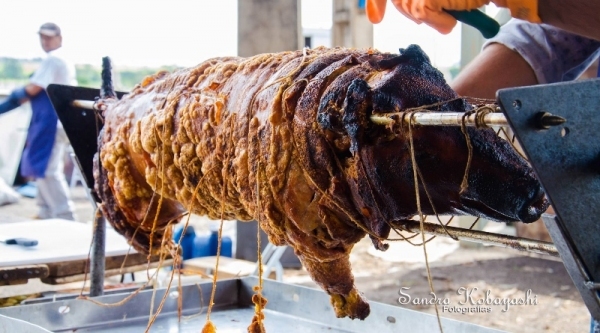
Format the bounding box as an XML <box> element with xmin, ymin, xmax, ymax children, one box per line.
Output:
<box><xmin>94</xmin><ymin>45</ymin><xmax>548</xmax><ymax>320</ymax></box>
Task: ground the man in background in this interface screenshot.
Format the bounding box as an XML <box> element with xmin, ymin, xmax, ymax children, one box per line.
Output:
<box><xmin>0</xmin><ymin>22</ymin><xmax>77</xmax><ymax>220</ymax></box>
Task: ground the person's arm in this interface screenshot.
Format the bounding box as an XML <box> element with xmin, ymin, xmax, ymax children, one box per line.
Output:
<box><xmin>0</xmin><ymin>54</ymin><xmax>52</xmax><ymax>115</ymax></box>
<box><xmin>0</xmin><ymin>83</ymin><xmax>44</xmax><ymax>115</ymax></box>
<box><xmin>0</xmin><ymin>86</ymin><xmax>30</xmax><ymax>115</ymax></box>
<box><xmin>540</xmin><ymin>0</ymin><xmax>600</xmax><ymax>41</ymax></box>
<box><xmin>451</xmin><ymin>43</ymin><xmax>537</xmax><ymax>99</ymax></box>
<box><xmin>24</xmin><ymin>83</ymin><xmax>43</xmax><ymax>97</ymax></box>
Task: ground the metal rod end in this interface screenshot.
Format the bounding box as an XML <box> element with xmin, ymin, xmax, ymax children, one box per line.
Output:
<box><xmin>536</xmin><ymin>112</ymin><xmax>567</xmax><ymax>129</ymax></box>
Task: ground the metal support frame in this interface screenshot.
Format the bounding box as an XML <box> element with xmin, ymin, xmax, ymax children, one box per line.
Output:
<box><xmin>47</xmin><ymin>85</ymin><xmax>127</xmax><ymax>297</ymax></box>
<box><xmin>497</xmin><ymin>78</ymin><xmax>600</xmax><ymax>320</ymax></box>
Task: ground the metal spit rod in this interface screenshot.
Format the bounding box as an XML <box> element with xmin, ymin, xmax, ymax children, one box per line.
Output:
<box><xmin>371</xmin><ymin>110</ymin><xmax>566</xmax><ymax>128</ymax></box>
<box><xmin>395</xmin><ymin>220</ymin><xmax>559</xmax><ymax>257</ymax></box>
<box><xmin>73</xmin><ymin>99</ymin><xmax>507</xmax><ymax>127</ymax></box>
<box><xmin>72</xmin><ymin>100</ymin><xmax>534</xmax><ymax>130</ymax></box>
<box><xmin>72</xmin><ymin>99</ymin><xmax>97</xmax><ymax>110</ymax></box>
<box><xmin>75</xmin><ymin>100</ymin><xmax>565</xmax><ymax>130</ymax></box>
<box><xmin>370</xmin><ymin>111</ymin><xmax>508</xmax><ymax>127</ymax></box>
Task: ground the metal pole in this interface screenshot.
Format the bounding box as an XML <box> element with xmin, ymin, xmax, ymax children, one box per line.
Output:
<box><xmin>394</xmin><ymin>220</ymin><xmax>559</xmax><ymax>257</ymax></box>
<box><xmin>90</xmin><ymin>213</ymin><xmax>105</xmax><ymax>296</ymax></box>
<box><xmin>89</xmin><ymin>56</ymin><xmax>117</xmax><ymax>297</ymax></box>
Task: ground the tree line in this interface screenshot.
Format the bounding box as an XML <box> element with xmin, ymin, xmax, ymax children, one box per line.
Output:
<box><xmin>0</xmin><ymin>57</ymin><xmax>181</xmax><ymax>91</ymax></box>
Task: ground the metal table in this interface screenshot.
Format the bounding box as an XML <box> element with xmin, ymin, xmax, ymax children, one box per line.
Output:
<box><xmin>0</xmin><ymin>277</ymin><xmax>505</xmax><ymax>333</ymax></box>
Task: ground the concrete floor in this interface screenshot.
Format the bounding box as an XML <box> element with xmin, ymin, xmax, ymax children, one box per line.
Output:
<box><xmin>0</xmin><ymin>183</ymin><xmax>94</xmax><ymax>224</ymax></box>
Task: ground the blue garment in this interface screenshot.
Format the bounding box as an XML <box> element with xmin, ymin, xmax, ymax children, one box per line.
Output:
<box><xmin>0</xmin><ymin>88</ymin><xmax>26</xmax><ymax>115</ymax></box>
<box><xmin>21</xmin><ymin>91</ymin><xmax>57</xmax><ymax>178</ymax></box>
<box><xmin>0</xmin><ymin>97</ymin><xmax>20</xmax><ymax>115</ymax></box>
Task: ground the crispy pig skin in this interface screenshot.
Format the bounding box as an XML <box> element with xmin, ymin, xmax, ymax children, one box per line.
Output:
<box><xmin>94</xmin><ymin>45</ymin><xmax>548</xmax><ymax>320</ymax></box>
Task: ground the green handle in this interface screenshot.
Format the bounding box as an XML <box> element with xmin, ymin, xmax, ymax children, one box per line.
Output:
<box><xmin>445</xmin><ymin>9</ymin><xmax>500</xmax><ymax>39</ymax></box>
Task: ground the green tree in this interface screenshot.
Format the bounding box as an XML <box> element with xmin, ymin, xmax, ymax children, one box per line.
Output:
<box><xmin>119</xmin><ymin>68</ymin><xmax>158</xmax><ymax>90</ymax></box>
<box><xmin>2</xmin><ymin>58</ymin><xmax>25</xmax><ymax>79</ymax></box>
<box><xmin>118</xmin><ymin>66</ymin><xmax>181</xmax><ymax>91</ymax></box>
<box><xmin>76</xmin><ymin>64</ymin><xmax>101</xmax><ymax>88</ymax></box>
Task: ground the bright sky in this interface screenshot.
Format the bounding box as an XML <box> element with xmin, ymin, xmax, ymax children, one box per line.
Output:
<box><xmin>0</xmin><ymin>0</ymin><xmax>497</xmax><ymax>69</ymax></box>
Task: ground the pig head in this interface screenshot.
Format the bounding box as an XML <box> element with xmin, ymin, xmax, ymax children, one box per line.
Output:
<box><xmin>317</xmin><ymin>45</ymin><xmax>549</xmax><ymax>244</ymax></box>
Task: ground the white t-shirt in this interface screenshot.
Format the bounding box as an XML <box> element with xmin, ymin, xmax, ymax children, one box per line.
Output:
<box><xmin>30</xmin><ymin>48</ymin><xmax>77</xmax><ymax>88</ymax></box>
<box><xmin>485</xmin><ymin>19</ymin><xmax>600</xmax><ymax>84</ymax></box>
<box><xmin>29</xmin><ymin>48</ymin><xmax>77</xmax><ymax>129</ymax></box>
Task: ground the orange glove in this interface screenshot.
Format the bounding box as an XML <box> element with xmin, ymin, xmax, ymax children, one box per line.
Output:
<box><xmin>367</xmin><ymin>0</ymin><xmax>491</xmax><ymax>34</ymax></box>
<box><xmin>366</xmin><ymin>0</ymin><xmax>540</xmax><ymax>34</ymax></box>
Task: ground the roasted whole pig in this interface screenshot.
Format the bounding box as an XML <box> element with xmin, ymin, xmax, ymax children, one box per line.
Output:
<box><xmin>94</xmin><ymin>45</ymin><xmax>549</xmax><ymax>320</ymax></box>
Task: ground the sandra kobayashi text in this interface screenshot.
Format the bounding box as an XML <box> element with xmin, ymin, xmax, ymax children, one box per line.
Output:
<box><xmin>397</xmin><ymin>287</ymin><xmax>538</xmax><ymax>313</ymax></box>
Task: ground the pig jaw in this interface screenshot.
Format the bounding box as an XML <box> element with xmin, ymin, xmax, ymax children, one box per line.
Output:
<box><xmin>456</xmin><ymin>128</ymin><xmax>550</xmax><ymax>223</ymax></box>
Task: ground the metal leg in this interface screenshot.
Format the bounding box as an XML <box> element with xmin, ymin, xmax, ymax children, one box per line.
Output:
<box><xmin>90</xmin><ymin>214</ymin><xmax>105</xmax><ymax>296</ymax></box>
<box><xmin>252</xmin><ymin>243</ymin><xmax>287</xmax><ymax>281</ymax></box>
<box><xmin>543</xmin><ymin>214</ymin><xmax>600</xmax><ymax>319</ymax></box>
<box><xmin>264</xmin><ymin>246</ymin><xmax>287</xmax><ymax>281</ymax></box>
<box><xmin>120</xmin><ymin>272</ymin><xmax>135</xmax><ymax>283</ymax></box>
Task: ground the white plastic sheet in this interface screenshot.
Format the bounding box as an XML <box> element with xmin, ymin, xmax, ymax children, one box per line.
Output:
<box><xmin>0</xmin><ymin>100</ymin><xmax>31</xmax><ymax>184</ymax></box>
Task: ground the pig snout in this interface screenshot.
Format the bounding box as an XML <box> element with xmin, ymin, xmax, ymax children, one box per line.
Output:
<box><xmin>461</xmin><ymin>172</ymin><xmax>548</xmax><ymax>223</ymax></box>
<box><xmin>514</xmin><ymin>176</ymin><xmax>549</xmax><ymax>223</ymax></box>
<box><xmin>523</xmin><ymin>190</ymin><xmax>549</xmax><ymax>222</ymax></box>
<box><xmin>460</xmin><ymin>129</ymin><xmax>549</xmax><ymax>223</ymax></box>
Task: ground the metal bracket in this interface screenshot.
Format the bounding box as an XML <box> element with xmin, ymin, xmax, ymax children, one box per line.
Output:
<box><xmin>46</xmin><ymin>84</ymin><xmax>126</xmax><ymax>196</ymax></box>
<box><xmin>497</xmin><ymin>78</ymin><xmax>600</xmax><ymax>320</ymax></box>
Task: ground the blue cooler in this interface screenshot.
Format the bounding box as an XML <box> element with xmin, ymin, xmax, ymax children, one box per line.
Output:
<box><xmin>172</xmin><ymin>225</ymin><xmax>196</xmax><ymax>261</ymax></box>
<box><xmin>194</xmin><ymin>224</ymin><xmax>233</xmax><ymax>258</ymax></box>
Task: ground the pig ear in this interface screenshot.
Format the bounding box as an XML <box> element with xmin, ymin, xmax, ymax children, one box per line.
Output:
<box><xmin>398</xmin><ymin>44</ymin><xmax>431</xmax><ymax>65</ymax></box>
<box><xmin>342</xmin><ymin>79</ymin><xmax>372</xmax><ymax>155</ymax></box>
<box><xmin>371</xmin><ymin>44</ymin><xmax>432</xmax><ymax>70</ymax></box>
